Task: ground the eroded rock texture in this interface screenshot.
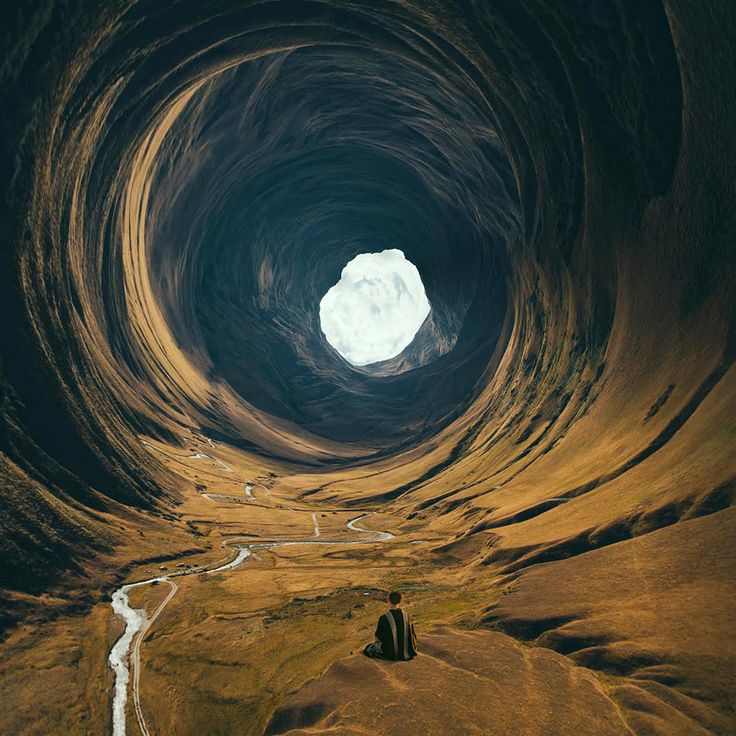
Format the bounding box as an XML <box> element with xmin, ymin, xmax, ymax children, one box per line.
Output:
<box><xmin>0</xmin><ymin>0</ymin><xmax>734</xmax><ymax>731</ymax></box>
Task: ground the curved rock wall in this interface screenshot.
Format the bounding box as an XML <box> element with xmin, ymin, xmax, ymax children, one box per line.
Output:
<box><xmin>1</xmin><ymin>0</ymin><xmax>734</xmax><ymax>630</ymax></box>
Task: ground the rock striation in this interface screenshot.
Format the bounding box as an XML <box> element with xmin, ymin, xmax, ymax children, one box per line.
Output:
<box><xmin>0</xmin><ymin>1</ymin><xmax>734</xmax><ymax>730</ymax></box>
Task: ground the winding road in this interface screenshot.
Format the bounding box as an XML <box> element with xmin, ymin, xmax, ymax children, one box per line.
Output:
<box><xmin>108</xmin><ymin>501</ymin><xmax>394</xmax><ymax>736</ymax></box>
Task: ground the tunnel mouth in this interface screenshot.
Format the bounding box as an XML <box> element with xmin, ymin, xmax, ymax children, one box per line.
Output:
<box><xmin>318</xmin><ymin>249</ymin><xmax>433</xmax><ymax>371</ymax></box>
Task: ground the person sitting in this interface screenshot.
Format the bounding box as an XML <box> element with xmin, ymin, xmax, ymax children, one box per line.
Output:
<box><xmin>363</xmin><ymin>590</ymin><xmax>417</xmax><ymax>660</ymax></box>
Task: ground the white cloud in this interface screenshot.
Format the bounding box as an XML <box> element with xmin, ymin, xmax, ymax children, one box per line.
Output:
<box><xmin>319</xmin><ymin>249</ymin><xmax>431</xmax><ymax>366</ymax></box>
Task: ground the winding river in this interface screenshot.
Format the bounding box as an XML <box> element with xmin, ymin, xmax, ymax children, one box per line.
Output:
<box><xmin>108</xmin><ymin>511</ymin><xmax>393</xmax><ymax>736</ymax></box>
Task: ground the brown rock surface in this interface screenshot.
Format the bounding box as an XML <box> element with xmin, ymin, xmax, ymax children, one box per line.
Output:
<box><xmin>266</xmin><ymin>630</ymin><xmax>632</xmax><ymax>736</ymax></box>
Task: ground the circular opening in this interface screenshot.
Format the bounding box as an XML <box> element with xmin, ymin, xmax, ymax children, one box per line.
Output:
<box><xmin>319</xmin><ymin>249</ymin><xmax>431</xmax><ymax>366</ymax></box>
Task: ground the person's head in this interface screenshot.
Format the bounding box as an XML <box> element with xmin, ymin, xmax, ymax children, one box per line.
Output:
<box><xmin>388</xmin><ymin>590</ymin><xmax>402</xmax><ymax>607</ymax></box>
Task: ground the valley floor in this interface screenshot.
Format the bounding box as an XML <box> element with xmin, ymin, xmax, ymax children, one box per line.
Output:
<box><xmin>0</xmin><ymin>435</ymin><xmax>734</xmax><ymax>735</ymax></box>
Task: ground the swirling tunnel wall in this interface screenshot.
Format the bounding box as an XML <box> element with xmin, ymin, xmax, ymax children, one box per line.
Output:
<box><xmin>1</xmin><ymin>0</ymin><xmax>735</xmax><ymax>619</ymax></box>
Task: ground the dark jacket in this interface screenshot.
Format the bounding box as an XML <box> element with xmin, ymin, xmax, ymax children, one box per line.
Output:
<box><xmin>375</xmin><ymin>608</ymin><xmax>417</xmax><ymax>660</ymax></box>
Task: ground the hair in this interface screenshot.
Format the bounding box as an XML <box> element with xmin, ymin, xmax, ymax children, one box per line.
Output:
<box><xmin>388</xmin><ymin>590</ymin><xmax>402</xmax><ymax>605</ymax></box>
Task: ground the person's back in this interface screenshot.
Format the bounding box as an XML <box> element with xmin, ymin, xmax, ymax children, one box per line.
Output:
<box><xmin>364</xmin><ymin>591</ymin><xmax>417</xmax><ymax>661</ymax></box>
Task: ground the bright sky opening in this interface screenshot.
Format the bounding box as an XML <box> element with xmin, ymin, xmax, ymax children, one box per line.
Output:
<box><xmin>319</xmin><ymin>249</ymin><xmax>431</xmax><ymax>366</ymax></box>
